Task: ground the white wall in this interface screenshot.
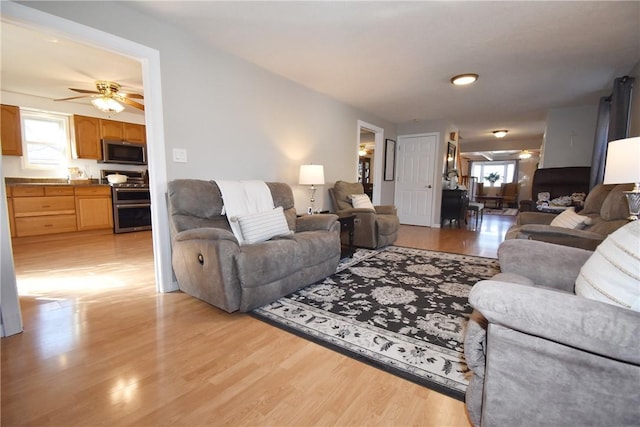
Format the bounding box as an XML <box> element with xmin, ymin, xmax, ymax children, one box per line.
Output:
<box><xmin>17</xmin><ymin>1</ymin><xmax>397</xmax><ymax>214</ymax></box>
<box><xmin>540</xmin><ymin>104</ymin><xmax>598</xmax><ymax>168</ymax></box>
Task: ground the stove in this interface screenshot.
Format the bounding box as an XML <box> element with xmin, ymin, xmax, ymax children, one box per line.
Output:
<box><xmin>100</xmin><ymin>169</ymin><xmax>151</xmax><ymax>233</ymax></box>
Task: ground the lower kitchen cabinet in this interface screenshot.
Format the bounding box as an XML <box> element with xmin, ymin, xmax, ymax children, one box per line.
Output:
<box><xmin>7</xmin><ymin>184</ymin><xmax>114</xmax><ymax>238</ymax></box>
<box><xmin>75</xmin><ymin>186</ymin><xmax>113</xmax><ymax>231</ymax></box>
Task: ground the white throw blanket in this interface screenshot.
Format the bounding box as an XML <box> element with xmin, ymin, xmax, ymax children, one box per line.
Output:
<box><xmin>215</xmin><ymin>180</ymin><xmax>275</xmax><ymax>244</ymax></box>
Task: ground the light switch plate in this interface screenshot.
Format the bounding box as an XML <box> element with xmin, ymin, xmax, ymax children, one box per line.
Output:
<box><xmin>172</xmin><ymin>148</ymin><xmax>188</xmax><ymax>163</ymax></box>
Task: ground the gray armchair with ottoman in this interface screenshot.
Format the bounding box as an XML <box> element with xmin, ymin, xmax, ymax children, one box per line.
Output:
<box><xmin>505</xmin><ymin>183</ymin><xmax>632</xmax><ymax>250</ymax></box>
<box><xmin>464</xmin><ymin>221</ymin><xmax>640</xmax><ymax>426</ymax></box>
<box><xmin>167</xmin><ymin>179</ymin><xmax>341</xmax><ymax>312</ymax></box>
<box><xmin>329</xmin><ymin>180</ymin><xmax>400</xmax><ymax>249</ymax></box>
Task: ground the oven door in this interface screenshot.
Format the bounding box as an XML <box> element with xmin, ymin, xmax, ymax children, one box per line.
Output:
<box><xmin>114</xmin><ymin>203</ymin><xmax>152</xmax><ymax>233</ymax></box>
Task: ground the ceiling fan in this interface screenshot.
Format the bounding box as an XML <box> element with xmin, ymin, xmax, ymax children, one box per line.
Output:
<box><xmin>55</xmin><ymin>80</ymin><xmax>144</xmax><ymax>112</ymax></box>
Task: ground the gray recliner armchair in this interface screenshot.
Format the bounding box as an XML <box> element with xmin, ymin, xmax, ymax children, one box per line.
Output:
<box><xmin>464</xmin><ymin>236</ymin><xmax>640</xmax><ymax>427</ymax></box>
<box><xmin>329</xmin><ymin>180</ymin><xmax>399</xmax><ymax>249</ymax></box>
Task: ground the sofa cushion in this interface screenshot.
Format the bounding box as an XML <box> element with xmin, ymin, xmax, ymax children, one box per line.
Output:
<box><xmin>600</xmin><ymin>184</ymin><xmax>632</xmax><ymax>221</ymax></box>
<box><xmin>235</xmin><ymin>238</ymin><xmax>302</xmax><ymax>289</ymax></box>
<box><xmin>575</xmin><ymin>220</ymin><xmax>640</xmax><ymax>311</ymax></box>
<box><xmin>581</xmin><ymin>184</ymin><xmax>615</xmax><ymax>214</ymax></box>
<box><xmin>549</xmin><ymin>207</ymin><xmax>591</xmax><ymax>229</ymax></box>
<box><xmin>350</xmin><ymin>193</ymin><xmax>375</xmax><ymax>210</ymax></box>
<box><xmin>235</xmin><ymin>207</ymin><xmax>293</xmax><ymax>245</ymax></box>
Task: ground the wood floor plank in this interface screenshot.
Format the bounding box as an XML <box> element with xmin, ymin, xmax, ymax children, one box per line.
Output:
<box><xmin>2</xmin><ymin>216</ymin><xmax>516</xmax><ymax>426</ymax></box>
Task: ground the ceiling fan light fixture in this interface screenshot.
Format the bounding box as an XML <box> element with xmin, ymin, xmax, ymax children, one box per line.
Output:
<box><xmin>519</xmin><ymin>150</ymin><xmax>532</xmax><ymax>159</ymax></box>
<box><xmin>493</xmin><ymin>130</ymin><xmax>508</xmax><ymax>138</ymax></box>
<box><xmin>450</xmin><ymin>73</ymin><xmax>479</xmax><ymax>86</ymax></box>
<box><xmin>92</xmin><ymin>96</ymin><xmax>124</xmax><ymax>113</ymax></box>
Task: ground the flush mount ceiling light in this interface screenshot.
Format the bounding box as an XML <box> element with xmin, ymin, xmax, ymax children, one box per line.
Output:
<box><xmin>493</xmin><ymin>130</ymin><xmax>508</xmax><ymax>138</ymax></box>
<box><xmin>450</xmin><ymin>73</ymin><xmax>479</xmax><ymax>86</ymax></box>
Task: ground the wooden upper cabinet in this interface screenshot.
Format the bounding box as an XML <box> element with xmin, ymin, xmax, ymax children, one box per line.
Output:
<box><xmin>123</xmin><ymin>122</ymin><xmax>146</xmax><ymax>144</ymax></box>
<box><xmin>73</xmin><ymin>115</ymin><xmax>146</xmax><ymax>159</ymax></box>
<box><xmin>1</xmin><ymin>104</ymin><xmax>23</xmax><ymax>156</ymax></box>
<box><xmin>100</xmin><ymin>119</ymin><xmax>124</xmax><ymax>140</ymax></box>
<box><xmin>74</xmin><ymin>115</ymin><xmax>102</xmax><ymax>160</ymax></box>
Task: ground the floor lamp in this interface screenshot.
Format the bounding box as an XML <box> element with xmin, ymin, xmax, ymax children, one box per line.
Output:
<box><xmin>603</xmin><ymin>137</ymin><xmax>640</xmax><ymax>221</ymax></box>
<box><xmin>299</xmin><ymin>164</ymin><xmax>325</xmax><ymax>214</ymax></box>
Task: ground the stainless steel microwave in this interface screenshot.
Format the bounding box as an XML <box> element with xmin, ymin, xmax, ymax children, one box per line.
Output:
<box><xmin>100</xmin><ymin>139</ymin><xmax>147</xmax><ymax>165</ymax></box>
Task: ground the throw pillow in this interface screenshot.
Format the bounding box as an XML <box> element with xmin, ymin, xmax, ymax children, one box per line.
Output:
<box><xmin>549</xmin><ymin>207</ymin><xmax>591</xmax><ymax>229</ymax></box>
<box><xmin>350</xmin><ymin>194</ymin><xmax>375</xmax><ymax>211</ymax></box>
<box><xmin>234</xmin><ymin>206</ymin><xmax>292</xmax><ymax>245</ymax></box>
<box><xmin>575</xmin><ymin>220</ymin><xmax>640</xmax><ymax>311</ymax></box>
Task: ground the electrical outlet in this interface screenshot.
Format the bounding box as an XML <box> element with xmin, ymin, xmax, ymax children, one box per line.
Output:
<box><xmin>172</xmin><ymin>148</ymin><xmax>188</xmax><ymax>163</ymax></box>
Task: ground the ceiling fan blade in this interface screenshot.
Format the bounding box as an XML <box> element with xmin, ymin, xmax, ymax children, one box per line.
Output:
<box><xmin>119</xmin><ymin>92</ymin><xmax>144</xmax><ymax>99</ymax></box>
<box><xmin>54</xmin><ymin>95</ymin><xmax>93</xmax><ymax>101</ymax></box>
<box><xmin>120</xmin><ymin>97</ymin><xmax>145</xmax><ymax>111</ymax></box>
<box><xmin>69</xmin><ymin>88</ymin><xmax>101</xmax><ymax>94</ymax></box>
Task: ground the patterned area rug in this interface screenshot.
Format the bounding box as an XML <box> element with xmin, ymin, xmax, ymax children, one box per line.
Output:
<box><xmin>252</xmin><ymin>246</ymin><xmax>500</xmax><ymax>401</ymax></box>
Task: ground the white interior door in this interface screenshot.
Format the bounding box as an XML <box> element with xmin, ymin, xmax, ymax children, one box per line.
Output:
<box><xmin>394</xmin><ymin>134</ymin><xmax>438</xmax><ymax>226</ymax></box>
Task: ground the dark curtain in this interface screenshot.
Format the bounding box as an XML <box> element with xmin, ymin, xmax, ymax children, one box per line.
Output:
<box><xmin>589</xmin><ymin>96</ymin><xmax>611</xmax><ymax>189</ymax></box>
<box><xmin>589</xmin><ymin>76</ymin><xmax>635</xmax><ymax>189</ymax></box>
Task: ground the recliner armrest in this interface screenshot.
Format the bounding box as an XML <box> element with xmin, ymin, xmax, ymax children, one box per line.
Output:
<box><xmin>516</xmin><ymin>211</ymin><xmax>556</xmax><ymax>225</ymax></box>
<box><xmin>470</xmin><ymin>280</ymin><xmax>640</xmax><ymax>364</ymax></box>
<box><xmin>374</xmin><ymin>205</ymin><xmax>397</xmax><ymax>215</ymax></box>
<box><xmin>498</xmin><ymin>239</ymin><xmax>592</xmax><ymax>290</ymax></box>
<box><xmin>174</xmin><ymin>227</ymin><xmax>238</xmax><ymax>244</ymax></box>
<box><xmin>296</xmin><ymin>213</ymin><xmax>338</xmax><ymax>232</ymax></box>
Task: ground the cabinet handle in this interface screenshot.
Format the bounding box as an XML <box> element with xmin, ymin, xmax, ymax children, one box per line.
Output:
<box><xmin>42</xmin><ymin>205</ymin><xmax>51</xmax><ymax>208</ymax></box>
<box><xmin>44</xmin><ymin>224</ymin><xmax>53</xmax><ymax>227</ymax></box>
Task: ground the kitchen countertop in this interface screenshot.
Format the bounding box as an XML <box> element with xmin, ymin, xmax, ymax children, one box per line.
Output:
<box><xmin>5</xmin><ymin>178</ymin><xmax>107</xmax><ymax>186</ymax></box>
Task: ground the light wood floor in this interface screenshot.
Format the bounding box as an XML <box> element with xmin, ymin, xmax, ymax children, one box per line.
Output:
<box><xmin>2</xmin><ymin>214</ymin><xmax>516</xmax><ymax>427</ymax></box>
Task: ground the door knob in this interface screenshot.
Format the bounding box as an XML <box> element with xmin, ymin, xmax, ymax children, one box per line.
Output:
<box><xmin>426</xmin><ymin>185</ymin><xmax>432</xmax><ymax>188</ymax></box>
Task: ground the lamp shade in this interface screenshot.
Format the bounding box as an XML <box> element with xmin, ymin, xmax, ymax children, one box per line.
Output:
<box><xmin>299</xmin><ymin>164</ymin><xmax>325</xmax><ymax>185</ymax></box>
<box><xmin>603</xmin><ymin>137</ymin><xmax>640</xmax><ymax>185</ymax></box>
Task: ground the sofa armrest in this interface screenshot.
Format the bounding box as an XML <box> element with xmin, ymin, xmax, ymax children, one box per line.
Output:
<box><xmin>498</xmin><ymin>239</ymin><xmax>592</xmax><ymax>291</ymax></box>
<box><xmin>173</xmin><ymin>226</ymin><xmax>238</xmax><ymax>243</ymax></box>
<box><xmin>296</xmin><ymin>213</ymin><xmax>338</xmax><ymax>232</ymax></box>
<box><xmin>470</xmin><ymin>281</ymin><xmax>640</xmax><ymax>365</ymax></box>
<box><xmin>374</xmin><ymin>205</ymin><xmax>397</xmax><ymax>215</ymax></box>
<box><xmin>516</xmin><ymin>211</ymin><xmax>556</xmax><ymax>225</ymax></box>
<box><xmin>516</xmin><ymin>224</ymin><xmax>605</xmax><ymax>250</ymax></box>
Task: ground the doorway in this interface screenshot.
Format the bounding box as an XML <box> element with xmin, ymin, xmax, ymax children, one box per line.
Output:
<box><xmin>394</xmin><ymin>133</ymin><xmax>438</xmax><ymax>226</ymax></box>
<box><xmin>357</xmin><ymin>121</ymin><xmax>384</xmax><ymax>204</ymax></box>
<box><xmin>1</xmin><ymin>2</ymin><xmax>172</xmax><ymax>336</ymax></box>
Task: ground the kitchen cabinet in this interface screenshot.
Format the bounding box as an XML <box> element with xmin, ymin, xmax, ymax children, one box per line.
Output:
<box><xmin>123</xmin><ymin>122</ymin><xmax>146</xmax><ymax>144</ymax></box>
<box><xmin>73</xmin><ymin>115</ymin><xmax>146</xmax><ymax>160</ymax></box>
<box><xmin>12</xmin><ymin>185</ymin><xmax>77</xmax><ymax>237</ymax></box>
<box><xmin>100</xmin><ymin>119</ymin><xmax>124</xmax><ymax>140</ymax></box>
<box><xmin>1</xmin><ymin>104</ymin><xmax>23</xmax><ymax>156</ymax></box>
<box><xmin>75</xmin><ymin>186</ymin><xmax>113</xmax><ymax>231</ymax></box>
<box><xmin>74</xmin><ymin>115</ymin><xmax>102</xmax><ymax>160</ymax></box>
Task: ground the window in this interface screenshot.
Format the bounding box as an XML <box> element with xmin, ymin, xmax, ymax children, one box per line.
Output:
<box><xmin>21</xmin><ymin>110</ymin><xmax>70</xmax><ymax>169</ymax></box>
<box><xmin>471</xmin><ymin>161</ymin><xmax>516</xmax><ymax>187</ymax></box>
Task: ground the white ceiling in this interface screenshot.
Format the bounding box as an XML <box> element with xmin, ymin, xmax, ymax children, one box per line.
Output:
<box><xmin>2</xmin><ymin>1</ymin><xmax>639</xmax><ymax>154</ymax></box>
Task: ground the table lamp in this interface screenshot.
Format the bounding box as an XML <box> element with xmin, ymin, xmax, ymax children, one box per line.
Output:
<box><xmin>603</xmin><ymin>137</ymin><xmax>640</xmax><ymax>221</ymax></box>
<box><xmin>299</xmin><ymin>164</ymin><xmax>325</xmax><ymax>214</ymax></box>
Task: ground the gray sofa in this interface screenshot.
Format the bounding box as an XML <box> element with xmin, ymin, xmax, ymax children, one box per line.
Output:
<box><xmin>167</xmin><ymin>179</ymin><xmax>341</xmax><ymax>312</ymax></box>
<box><xmin>464</xmin><ymin>238</ymin><xmax>640</xmax><ymax>427</ymax></box>
<box><xmin>505</xmin><ymin>183</ymin><xmax>632</xmax><ymax>250</ymax></box>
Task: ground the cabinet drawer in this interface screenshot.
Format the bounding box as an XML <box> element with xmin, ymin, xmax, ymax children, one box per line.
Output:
<box><xmin>13</xmin><ymin>196</ymin><xmax>76</xmax><ymax>216</ymax></box>
<box><xmin>11</xmin><ymin>185</ymin><xmax>45</xmax><ymax>197</ymax></box>
<box><xmin>15</xmin><ymin>214</ymin><xmax>77</xmax><ymax>237</ymax></box>
<box><xmin>45</xmin><ymin>186</ymin><xmax>75</xmax><ymax>196</ymax></box>
<box><xmin>74</xmin><ymin>186</ymin><xmax>112</xmax><ymax>196</ymax></box>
